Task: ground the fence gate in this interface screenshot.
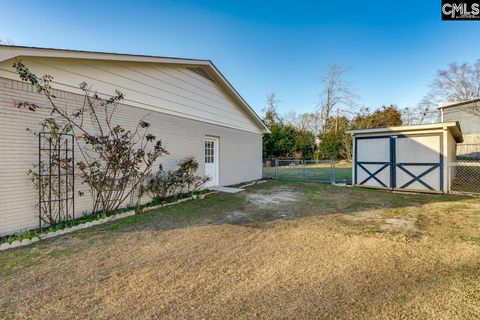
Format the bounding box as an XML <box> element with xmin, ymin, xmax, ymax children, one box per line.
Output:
<box><xmin>355</xmin><ymin>134</ymin><xmax>444</xmax><ymax>192</ymax></box>
<box><xmin>38</xmin><ymin>132</ymin><xmax>75</xmax><ymax>229</ymax></box>
<box><xmin>262</xmin><ymin>159</ymin><xmax>352</xmax><ymax>184</ymax></box>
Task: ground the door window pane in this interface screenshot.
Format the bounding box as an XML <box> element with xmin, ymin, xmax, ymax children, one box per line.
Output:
<box><xmin>205</xmin><ymin>140</ymin><xmax>215</xmax><ymax>163</ymax></box>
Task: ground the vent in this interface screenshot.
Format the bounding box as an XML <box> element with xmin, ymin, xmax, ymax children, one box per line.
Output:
<box><xmin>186</xmin><ymin>66</ymin><xmax>215</xmax><ymax>82</ymax></box>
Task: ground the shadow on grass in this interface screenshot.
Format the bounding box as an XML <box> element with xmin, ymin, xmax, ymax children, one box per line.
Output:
<box><xmin>60</xmin><ymin>180</ymin><xmax>475</xmax><ymax>240</ymax></box>
<box><xmin>0</xmin><ymin>180</ymin><xmax>476</xmax><ymax>277</ymax></box>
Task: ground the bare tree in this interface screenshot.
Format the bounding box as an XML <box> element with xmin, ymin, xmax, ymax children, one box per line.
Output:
<box><xmin>430</xmin><ymin>60</ymin><xmax>480</xmax><ymax>102</ymax></box>
<box><xmin>283</xmin><ymin>111</ymin><xmax>322</xmax><ymax>134</ymax></box>
<box><xmin>422</xmin><ymin>60</ymin><xmax>480</xmax><ymax>118</ymax></box>
<box><xmin>317</xmin><ymin>65</ymin><xmax>357</xmax><ymax>134</ymax></box>
<box><xmin>401</xmin><ymin>100</ymin><xmax>439</xmax><ymax>125</ymax></box>
<box><xmin>262</xmin><ymin>93</ymin><xmax>282</xmax><ymax>126</ymax></box>
<box><xmin>299</xmin><ymin>112</ymin><xmax>322</xmax><ymax>135</ymax></box>
<box><xmin>283</xmin><ymin>111</ymin><xmax>300</xmax><ymax>128</ymax></box>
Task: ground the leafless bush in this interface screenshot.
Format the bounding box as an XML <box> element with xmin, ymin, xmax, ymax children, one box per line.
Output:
<box><xmin>141</xmin><ymin>156</ymin><xmax>209</xmax><ymax>200</ymax></box>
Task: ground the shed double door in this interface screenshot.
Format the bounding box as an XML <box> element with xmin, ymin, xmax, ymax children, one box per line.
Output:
<box><xmin>355</xmin><ymin>135</ymin><xmax>443</xmax><ymax>192</ymax></box>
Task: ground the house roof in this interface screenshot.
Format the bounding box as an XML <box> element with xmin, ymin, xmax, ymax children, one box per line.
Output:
<box><xmin>0</xmin><ymin>45</ymin><xmax>269</xmax><ymax>133</ymax></box>
<box><xmin>346</xmin><ymin>122</ymin><xmax>463</xmax><ymax>143</ymax></box>
<box><xmin>438</xmin><ymin>98</ymin><xmax>480</xmax><ymax>110</ymax></box>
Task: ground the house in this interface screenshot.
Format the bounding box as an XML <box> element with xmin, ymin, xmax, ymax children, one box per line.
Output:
<box><xmin>439</xmin><ymin>99</ymin><xmax>480</xmax><ymax>159</ymax></box>
<box><xmin>0</xmin><ymin>45</ymin><xmax>269</xmax><ymax>235</ymax></box>
<box><xmin>347</xmin><ymin>122</ymin><xmax>463</xmax><ymax>193</ymax></box>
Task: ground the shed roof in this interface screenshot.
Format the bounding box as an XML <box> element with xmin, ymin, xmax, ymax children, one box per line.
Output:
<box><xmin>0</xmin><ymin>45</ymin><xmax>269</xmax><ymax>133</ymax></box>
<box><xmin>346</xmin><ymin>122</ymin><xmax>463</xmax><ymax>143</ymax></box>
<box><xmin>438</xmin><ymin>98</ymin><xmax>480</xmax><ymax>110</ymax></box>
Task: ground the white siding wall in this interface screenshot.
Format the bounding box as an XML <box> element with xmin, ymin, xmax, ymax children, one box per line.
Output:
<box><xmin>0</xmin><ymin>77</ymin><xmax>262</xmax><ymax>235</ymax></box>
<box><xmin>0</xmin><ymin>57</ymin><xmax>263</xmax><ymax>134</ymax></box>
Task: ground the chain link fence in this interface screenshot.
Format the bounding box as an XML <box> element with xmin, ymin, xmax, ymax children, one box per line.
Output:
<box><xmin>262</xmin><ymin>159</ymin><xmax>352</xmax><ymax>185</ymax></box>
<box><xmin>449</xmin><ymin>161</ymin><xmax>480</xmax><ymax>194</ymax></box>
<box><xmin>264</xmin><ymin>158</ymin><xmax>480</xmax><ymax>193</ymax></box>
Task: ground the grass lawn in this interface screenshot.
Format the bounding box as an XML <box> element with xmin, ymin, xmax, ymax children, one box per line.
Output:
<box><xmin>263</xmin><ymin>161</ymin><xmax>352</xmax><ymax>183</ymax></box>
<box><xmin>1</xmin><ymin>181</ymin><xmax>480</xmax><ymax>319</ymax></box>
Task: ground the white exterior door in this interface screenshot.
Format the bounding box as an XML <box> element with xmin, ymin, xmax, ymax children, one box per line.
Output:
<box><xmin>204</xmin><ymin>137</ymin><xmax>219</xmax><ymax>187</ymax></box>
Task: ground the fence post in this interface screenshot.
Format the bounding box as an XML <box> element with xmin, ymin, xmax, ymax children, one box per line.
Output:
<box><xmin>275</xmin><ymin>159</ymin><xmax>279</xmax><ymax>180</ymax></box>
<box><xmin>302</xmin><ymin>159</ymin><xmax>306</xmax><ymax>181</ymax></box>
<box><xmin>447</xmin><ymin>162</ymin><xmax>449</xmax><ymax>193</ymax></box>
<box><xmin>330</xmin><ymin>160</ymin><xmax>335</xmax><ymax>184</ymax></box>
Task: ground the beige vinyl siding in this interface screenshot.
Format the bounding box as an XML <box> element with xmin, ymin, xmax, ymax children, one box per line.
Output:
<box><xmin>0</xmin><ymin>57</ymin><xmax>262</xmax><ymax>134</ymax></box>
<box><xmin>442</xmin><ymin>104</ymin><xmax>480</xmax><ymax>135</ymax></box>
<box><xmin>442</xmin><ymin>104</ymin><xmax>480</xmax><ymax>158</ymax></box>
<box><xmin>0</xmin><ymin>77</ymin><xmax>262</xmax><ymax>235</ymax></box>
<box><xmin>461</xmin><ymin>133</ymin><xmax>480</xmax><ymax>145</ymax></box>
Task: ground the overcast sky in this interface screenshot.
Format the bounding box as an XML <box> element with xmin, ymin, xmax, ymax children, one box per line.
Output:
<box><xmin>1</xmin><ymin>0</ymin><xmax>480</xmax><ymax>115</ymax></box>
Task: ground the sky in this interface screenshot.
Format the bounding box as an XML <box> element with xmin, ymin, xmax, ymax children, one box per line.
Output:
<box><xmin>1</xmin><ymin>0</ymin><xmax>480</xmax><ymax>116</ymax></box>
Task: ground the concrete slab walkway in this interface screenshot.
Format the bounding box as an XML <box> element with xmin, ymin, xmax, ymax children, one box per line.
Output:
<box><xmin>208</xmin><ymin>186</ymin><xmax>245</xmax><ymax>193</ymax></box>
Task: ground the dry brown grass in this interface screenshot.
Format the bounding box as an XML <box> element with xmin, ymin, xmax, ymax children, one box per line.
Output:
<box><xmin>1</xmin><ymin>181</ymin><xmax>479</xmax><ymax>319</ymax></box>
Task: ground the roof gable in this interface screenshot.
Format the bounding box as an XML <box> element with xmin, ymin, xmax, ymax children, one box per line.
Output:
<box><xmin>438</xmin><ymin>98</ymin><xmax>480</xmax><ymax>110</ymax></box>
<box><xmin>0</xmin><ymin>45</ymin><xmax>268</xmax><ymax>134</ymax></box>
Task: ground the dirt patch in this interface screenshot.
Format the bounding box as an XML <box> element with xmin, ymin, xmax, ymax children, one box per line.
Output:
<box><xmin>246</xmin><ymin>188</ymin><xmax>300</xmax><ymax>209</ymax></box>
<box><xmin>342</xmin><ymin>211</ymin><xmax>383</xmax><ymax>222</ymax></box>
<box><xmin>343</xmin><ymin>214</ymin><xmax>416</xmax><ymax>230</ymax></box>
<box><xmin>221</xmin><ymin>207</ymin><xmax>293</xmax><ymax>224</ymax></box>
<box><xmin>222</xmin><ymin>211</ymin><xmax>250</xmax><ymax>223</ymax></box>
<box><xmin>382</xmin><ymin>218</ymin><xmax>416</xmax><ymax>231</ymax></box>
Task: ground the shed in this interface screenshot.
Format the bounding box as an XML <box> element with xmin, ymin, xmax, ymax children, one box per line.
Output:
<box><xmin>347</xmin><ymin>122</ymin><xmax>463</xmax><ymax>193</ymax></box>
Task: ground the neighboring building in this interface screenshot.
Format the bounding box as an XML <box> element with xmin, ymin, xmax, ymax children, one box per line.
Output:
<box><xmin>439</xmin><ymin>99</ymin><xmax>480</xmax><ymax>159</ymax></box>
<box><xmin>347</xmin><ymin>123</ymin><xmax>463</xmax><ymax>193</ymax></box>
<box><xmin>0</xmin><ymin>45</ymin><xmax>269</xmax><ymax>235</ymax></box>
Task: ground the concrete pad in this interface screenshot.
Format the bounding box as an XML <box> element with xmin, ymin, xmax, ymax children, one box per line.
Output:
<box><xmin>209</xmin><ymin>186</ymin><xmax>245</xmax><ymax>193</ymax></box>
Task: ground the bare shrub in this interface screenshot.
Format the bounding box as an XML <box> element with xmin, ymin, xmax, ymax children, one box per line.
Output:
<box><xmin>141</xmin><ymin>156</ymin><xmax>209</xmax><ymax>201</ymax></box>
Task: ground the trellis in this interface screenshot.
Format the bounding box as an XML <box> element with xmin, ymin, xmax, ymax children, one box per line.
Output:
<box><xmin>38</xmin><ymin>132</ymin><xmax>75</xmax><ymax>229</ymax></box>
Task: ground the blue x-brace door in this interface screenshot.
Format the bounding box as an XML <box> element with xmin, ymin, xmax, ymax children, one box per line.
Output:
<box><xmin>355</xmin><ymin>135</ymin><xmax>443</xmax><ymax>192</ymax></box>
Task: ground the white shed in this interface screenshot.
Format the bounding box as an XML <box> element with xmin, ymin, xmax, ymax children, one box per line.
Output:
<box><xmin>347</xmin><ymin>122</ymin><xmax>463</xmax><ymax>193</ymax></box>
